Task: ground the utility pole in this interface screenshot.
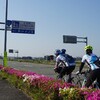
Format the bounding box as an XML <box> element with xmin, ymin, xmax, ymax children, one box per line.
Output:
<box><xmin>3</xmin><ymin>0</ymin><xmax>8</xmax><ymax>66</ymax></box>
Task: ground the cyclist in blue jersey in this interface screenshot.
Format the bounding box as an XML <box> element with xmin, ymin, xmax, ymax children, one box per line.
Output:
<box><xmin>54</xmin><ymin>49</ymin><xmax>75</xmax><ymax>82</ymax></box>
<box><xmin>77</xmin><ymin>45</ymin><xmax>100</xmax><ymax>87</ymax></box>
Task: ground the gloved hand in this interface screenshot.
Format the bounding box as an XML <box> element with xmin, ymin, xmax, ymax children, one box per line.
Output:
<box><xmin>54</xmin><ymin>65</ymin><xmax>57</xmax><ymax>69</ymax></box>
<box><xmin>54</xmin><ymin>67</ymin><xmax>58</xmax><ymax>72</ymax></box>
<box><xmin>76</xmin><ymin>71</ymin><xmax>80</xmax><ymax>75</ymax></box>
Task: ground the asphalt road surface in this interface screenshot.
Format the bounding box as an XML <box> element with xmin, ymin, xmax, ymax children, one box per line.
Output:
<box><xmin>0</xmin><ymin>60</ymin><xmax>79</xmax><ymax>79</ymax></box>
<box><xmin>0</xmin><ymin>60</ymin><xmax>56</xmax><ymax>78</ymax></box>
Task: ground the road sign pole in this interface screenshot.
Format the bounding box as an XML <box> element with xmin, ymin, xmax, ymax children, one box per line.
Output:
<box><xmin>85</xmin><ymin>37</ymin><xmax>88</xmax><ymax>46</ymax></box>
<box><xmin>3</xmin><ymin>0</ymin><xmax>8</xmax><ymax>67</ymax></box>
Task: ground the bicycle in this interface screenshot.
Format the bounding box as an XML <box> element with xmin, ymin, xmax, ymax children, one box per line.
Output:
<box><xmin>55</xmin><ymin>63</ymin><xmax>100</xmax><ymax>89</ymax></box>
<box><xmin>75</xmin><ymin>69</ymin><xmax>100</xmax><ymax>89</ymax></box>
<box><xmin>55</xmin><ymin>62</ymin><xmax>88</xmax><ymax>87</ymax></box>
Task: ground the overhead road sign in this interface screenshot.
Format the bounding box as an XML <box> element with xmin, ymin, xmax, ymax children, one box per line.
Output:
<box><xmin>11</xmin><ymin>20</ymin><xmax>35</xmax><ymax>34</ymax></box>
<box><xmin>63</xmin><ymin>35</ymin><xmax>77</xmax><ymax>43</ymax></box>
<box><xmin>63</xmin><ymin>35</ymin><xmax>88</xmax><ymax>45</ymax></box>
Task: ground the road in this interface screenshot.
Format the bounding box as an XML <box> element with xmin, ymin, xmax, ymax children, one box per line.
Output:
<box><xmin>0</xmin><ymin>60</ymin><xmax>56</xmax><ymax>78</ymax></box>
<box><xmin>0</xmin><ymin>59</ymin><xmax>79</xmax><ymax>79</ymax></box>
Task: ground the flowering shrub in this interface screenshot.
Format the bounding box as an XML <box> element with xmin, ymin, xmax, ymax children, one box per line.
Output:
<box><xmin>0</xmin><ymin>64</ymin><xmax>100</xmax><ymax>100</ymax></box>
<box><xmin>59</xmin><ymin>87</ymin><xmax>84</xmax><ymax>100</ymax></box>
<box><xmin>86</xmin><ymin>90</ymin><xmax>100</xmax><ymax>100</ymax></box>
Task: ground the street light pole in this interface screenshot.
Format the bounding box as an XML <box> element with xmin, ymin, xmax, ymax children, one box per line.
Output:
<box><xmin>3</xmin><ymin>0</ymin><xmax>8</xmax><ymax>66</ymax></box>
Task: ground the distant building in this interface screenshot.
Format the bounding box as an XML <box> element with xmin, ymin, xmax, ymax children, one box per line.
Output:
<box><xmin>44</xmin><ymin>55</ymin><xmax>54</xmax><ymax>60</ymax></box>
<box><xmin>22</xmin><ymin>56</ymin><xmax>32</xmax><ymax>60</ymax></box>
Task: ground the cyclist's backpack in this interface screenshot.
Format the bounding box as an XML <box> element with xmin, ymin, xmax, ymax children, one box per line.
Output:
<box><xmin>63</xmin><ymin>54</ymin><xmax>75</xmax><ymax>64</ymax></box>
<box><xmin>67</xmin><ymin>54</ymin><xmax>75</xmax><ymax>64</ymax></box>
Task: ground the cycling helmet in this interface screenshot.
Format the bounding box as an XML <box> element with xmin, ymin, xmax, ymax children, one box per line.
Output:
<box><xmin>54</xmin><ymin>49</ymin><xmax>61</xmax><ymax>55</ymax></box>
<box><xmin>85</xmin><ymin>45</ymin><xmax>93</xmax><ymax>51</ymax></box>
<box><xmin>61</xmin><ymin>49</ymin><xmax>66</xmax><ymax>54</ymax></box>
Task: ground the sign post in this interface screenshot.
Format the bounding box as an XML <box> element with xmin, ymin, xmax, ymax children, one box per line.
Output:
<box><xmin>3</xmin><ymin>0</ymin><xmax>8</xmax><ymax>67</ymax></box>
<box><xmin>1</xmin><ymin>0</ymin><xmax>35</xmax><ymax>67</ymax></box>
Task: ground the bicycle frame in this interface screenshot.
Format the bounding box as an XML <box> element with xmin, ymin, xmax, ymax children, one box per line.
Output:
<box><xmin>93</xmin><ymin>80</ymin><xmax>100</xmax><ymax>89</ymax></box>
<box><xmin>56</xmin><ymin>72</ymin><xmax>75</xmax><ymax>84</ymax></box>
<box><xmin>78</xmin><ymin>70</ymin><xmax>100</xmax><ymax>89</ymax></box>
<box><xmin>71</xmin><ymin>73</ymin><xmax>82</xmax><ymax>87</ymax></box>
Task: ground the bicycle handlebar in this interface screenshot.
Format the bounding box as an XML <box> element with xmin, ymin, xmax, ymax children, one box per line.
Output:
<box><xmin>76</xmin><ymin>68</ymin><xmax>91</xmax><ymax>75</ymax></box>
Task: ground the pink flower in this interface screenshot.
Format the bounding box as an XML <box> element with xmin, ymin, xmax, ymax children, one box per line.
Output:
<box><xmin>86</xmin><ymin>90</ymin><xmax>100</xmax><ymax>100</ymax></box>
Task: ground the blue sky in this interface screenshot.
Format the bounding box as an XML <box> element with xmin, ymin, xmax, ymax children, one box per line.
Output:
<box><xmin>0</xmin><ymin>0</ymin><xmax>100</xmax><ymax>57</ymax></box>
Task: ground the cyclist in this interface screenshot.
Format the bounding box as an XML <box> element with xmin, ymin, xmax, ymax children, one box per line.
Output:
<box><xmin>77</xmin><ymin>45</ymin><xmax>100</xmax><ymax>88</ymax></box>
<box><xmin>54</xmin><ymin>49</ymin><xmax>76</xmax><ymax>82</ymax></box>
<box><xmin>54</xmin><ymin>49</ymin><xmax>62</xmax><ymax>73</ymax></box>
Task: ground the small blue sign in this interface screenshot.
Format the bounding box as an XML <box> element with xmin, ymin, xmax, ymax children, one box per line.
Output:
<box><xmin>11</xmin><ymin>29</ymin><xmax>35</xmax><ymax>34</ymax></box>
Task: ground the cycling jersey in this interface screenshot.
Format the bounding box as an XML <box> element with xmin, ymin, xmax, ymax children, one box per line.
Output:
<box><xmin>56</xmin><ymin>54</ymin><xmax>75</xmax><ymax>67</ymax></box>
<box><xmin>82</xmin><ymin>53</ymin><xmax>99</xmax><ymax>70</ymax></box>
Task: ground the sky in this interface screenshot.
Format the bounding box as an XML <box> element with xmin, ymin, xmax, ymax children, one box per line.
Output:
<box><xmin>0</xmin><ymin>0</ymin><xmax>100</xmax><ymax>58</ymax></box>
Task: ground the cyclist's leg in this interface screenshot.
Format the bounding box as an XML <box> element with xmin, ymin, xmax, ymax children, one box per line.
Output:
<box><xmin>67</xmin><ymin>66</ymin><xmax>75</xmax><ymax>83</ymax></box>
<box><xmin>67</xmin><ymin>74</ymin><xmax>73</xmax><ymax>83</ymax></box>
<box><xmin>55</xmin><ymin>67</ymin><xmax>63</xmax><ymax>80</ymax></box>
<box><xmin>58</xmin><ymin>67</ymin><xmax>68</xmax><ymax>78</ymax></box>
<box><xmin>85</xmin><ymin>70</ymin><xmax>97</xmax><ymax>87</ymax></box>
<box><xmin>96</xmin><ymin>69</ymin><xmax>100</xmax><ymax>88</ymax></box>
<box><xmin>67</xmin><ymin>66</ymin><xmax>75</xmax><ymax>75</ymax></box>
<box><xmin>58</xmin><ymin>66</ymin><xmax>75</xmax><ymax>82</ymax></box>
<box><xmin>54</xmin><ymin>67</ymin><xmax>62</xmax><ymax>73</ymax></box>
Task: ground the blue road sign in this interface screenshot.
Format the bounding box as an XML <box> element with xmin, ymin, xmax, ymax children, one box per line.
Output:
<box><xmin>11</xmin><ymin>29</ymin><xmax>35</xmax><ymax>34</ymax></box>
<box><xmin>11</xmin><ymin>20</ymin><xmax>35</xmax><ymax>34</ymax></box>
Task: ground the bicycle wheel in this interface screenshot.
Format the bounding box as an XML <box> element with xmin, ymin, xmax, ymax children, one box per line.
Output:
<box><xmin>93</xmin><ymin>81</ymin><xmax>100</xmax><ymax>89</ymax></box>
<box><xmin>56</xmin><ymin>74</ymin><xmax>66</xmax><ymax>82</ymax></box>
<box><xmin>72</xmin><ymin>74</ymin><xmax>82</xmax><ymax>87</ymax></box>
<box><xmin>62</xmin><ymin>74</ymin><xmax>68</xmax><ymax>82</ymax></box>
